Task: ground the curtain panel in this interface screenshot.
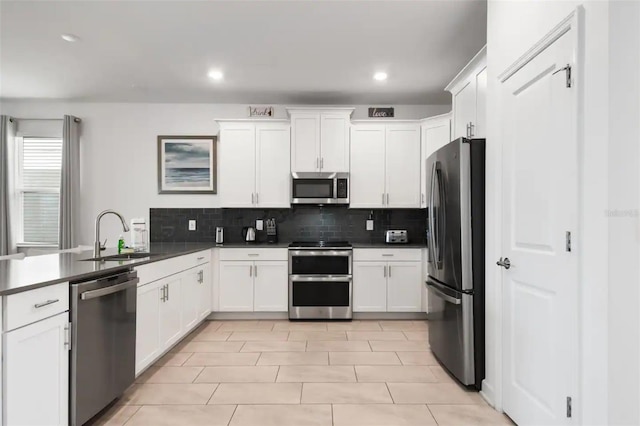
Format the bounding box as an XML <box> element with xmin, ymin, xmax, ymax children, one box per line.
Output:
<box><xmin>59</xmin><ymin>115</ymin><xmax>81</xmax><ymax>249</ymax></box>
<box><xmin>0</xmin><ymin>116</ymin><xmax>17</xmax><ymax>255</ymax></box>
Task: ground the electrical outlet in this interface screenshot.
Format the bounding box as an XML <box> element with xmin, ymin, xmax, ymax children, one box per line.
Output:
<box><xmin>256</xmin><ymin>219</ymin><xmax>264</xmax><ymax>231</ymax></box>
<box><xmin>188</xmin><ymin>220</ymin><xmax>196</xmax><ymax>231</ymax></box>
<box><xmin>366</xmin><ymin>220</ymin><xmax>374</xmax><ymax>231</ymax></box>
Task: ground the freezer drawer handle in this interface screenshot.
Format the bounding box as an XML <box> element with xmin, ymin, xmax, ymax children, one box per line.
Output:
<box><xmin>426</xmin><ymin>282</ymin><xmax>461</xmax><ymax>305</ymax></box>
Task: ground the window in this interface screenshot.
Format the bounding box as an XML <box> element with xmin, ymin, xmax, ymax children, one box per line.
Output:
<box><xmin>16</xmin><ymin>137</ymin><xmax>63</xmax><ymax>246</ymax></box>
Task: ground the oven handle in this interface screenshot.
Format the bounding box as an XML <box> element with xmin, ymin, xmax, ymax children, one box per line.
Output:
<box><xmin>290</xmin><ymin>275</ymin><xmax>353</xmax><ymax>282</ymax></box>
<box><xmin>289</xmin><ymin>250</ymin><xmax>352</xmax><ymax>257</ymax></box>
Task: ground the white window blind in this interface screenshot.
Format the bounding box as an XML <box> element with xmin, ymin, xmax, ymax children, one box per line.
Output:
<box><xmin>18</xmin><ymin>138</ymin><xmax>63</xmax><ymax>245</ymax></box>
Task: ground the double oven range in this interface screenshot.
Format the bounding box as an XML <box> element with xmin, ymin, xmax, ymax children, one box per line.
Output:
<box><xmin>288</xmin><ymin>241</ymin><xmax>353</xmax><ymax>320</ymax></box>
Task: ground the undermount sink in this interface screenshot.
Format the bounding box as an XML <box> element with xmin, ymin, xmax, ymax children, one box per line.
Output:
<box><xmin>81</xmin><ymin>253</ymin><xmax>158</xmax><ymax>261</ymax></box>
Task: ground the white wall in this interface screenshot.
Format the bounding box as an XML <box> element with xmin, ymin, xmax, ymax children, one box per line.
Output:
<box><xmin>0</xmin><ymin>101</ymin><xmax>448</xmax><ymax>246</ymax></box>
<box><xmin>486</xmin><ymin>1</ymin><xmax>610</xmax><ymax>424</ymax></box>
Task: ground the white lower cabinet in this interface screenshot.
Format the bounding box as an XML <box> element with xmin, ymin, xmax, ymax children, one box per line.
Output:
<box><xmin>135</xmin><ymin>251</ymin><xmax>212</xmax><ymax>375</ymax></box>
<box><xmin>136</xmin><ymin>281</ymin><xmax>162</xmax><ymax>374</ymax></box>
<box><xmin>386</xmin><ymin>262</ymin><xmax>422</xmax><ymax>312</ymax></box>
<box><xmin>219</xmin><ymin>261</ymin><xmax>255</xmax><ymax>312</ymax></box>
<box><xmin>218</xmin><ymin>255</ymin><xmax>288</xmax><ymax>313</ymax></box>
<box><xmin>3</xmin><ymin>311</ymin><xmax>69</xmax><ymax>426</ymax></box>
<box><xmin>353</xmin><ymin>262</ymin><xmax>387</xmax><ymax>312</ymax></box>
<box><xmin>353</xmin><ymin>249</ymin><xmax>422</xmax><ymax>313</ymax></box>
<box><xmin>253</xmin><ymin>261</ymin><xmax>288</xmax><ymax>312</ymax></box>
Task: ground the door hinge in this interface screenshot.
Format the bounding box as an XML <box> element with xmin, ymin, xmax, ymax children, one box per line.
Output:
<box><xmin>64</xmin><ymin>322</ymin><xmax>72</xmax><ymax>351</ymax></box>
<box><xmin>566</xmin><ymin>231</ymin><xmax>572</xmax><ymax>252</ymax></box>
<box><xmin>553</xmin><ymin>64</ymin><xmax>572</xmax><ymax>88</ymax></box>
<box><xmin>566</xmin><ymin>396</ymin><xmax>572</xmax><ymax>418</ymax></box>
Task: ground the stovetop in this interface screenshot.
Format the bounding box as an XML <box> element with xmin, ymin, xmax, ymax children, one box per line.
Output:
<box><xmin>288</xmin><ymin>241</ymin><xmax>352</xmax><ymax>248</ymax></box>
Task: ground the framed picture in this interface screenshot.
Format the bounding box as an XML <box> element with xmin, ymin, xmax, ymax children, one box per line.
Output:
<box><xmin>157</xmin><ymin>135</ymin><xmax>217</xmax><ymax>194</ymax></box>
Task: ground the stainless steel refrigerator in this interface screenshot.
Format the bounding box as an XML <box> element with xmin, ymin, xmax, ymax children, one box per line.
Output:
<box><xmin>426</xmin><ymin>137</ymin><xmax>485</xmax><ymax>389</ymax></box>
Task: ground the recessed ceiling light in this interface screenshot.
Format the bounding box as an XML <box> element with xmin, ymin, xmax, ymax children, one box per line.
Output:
<box><xmin>61</xmin><ymin>33</ymin><xmax>80</xmax><ymax>43</ymax></box>
<box><xmin>208</xmin><ymin>70</ymin><xmax>224</xmax><ymax>81</ymax></box>
<box><xmin>373</xmin><ymin>72</ymin><xmax>388</xmax><ymax>81</ymax></box>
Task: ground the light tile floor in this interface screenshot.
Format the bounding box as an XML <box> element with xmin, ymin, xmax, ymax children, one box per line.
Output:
<box><xmin>91</xmin><ymin>320</ymin><xmax>513</xmax><ymax>426</ymax></box>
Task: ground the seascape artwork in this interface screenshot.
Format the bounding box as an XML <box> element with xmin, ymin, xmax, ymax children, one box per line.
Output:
<box><xmin>158</xmin><ymin>136</ymin><xmax>217</xmax><ymax>193</ymax></box>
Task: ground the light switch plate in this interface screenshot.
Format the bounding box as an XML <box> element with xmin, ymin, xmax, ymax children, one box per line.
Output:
<box><xmin>256</xmin><ymin>219</ymin><xmax>264</xmax><ymax>231</ymax></box>
<box><xmin>188</xmin><ymin>220</ymin><xmax>196</xmax><ymax>231</ymax></box>
<box><xmin>366</xmin><ymin>220</ymin><xmax>374</xmax><ymax>231</ymax></box>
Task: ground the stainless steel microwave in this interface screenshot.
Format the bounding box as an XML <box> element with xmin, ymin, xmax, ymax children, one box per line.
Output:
<box><xmin>291</xmin><ymin>172</ymin><xmax>349</xmax><ymax>205</ymax></box>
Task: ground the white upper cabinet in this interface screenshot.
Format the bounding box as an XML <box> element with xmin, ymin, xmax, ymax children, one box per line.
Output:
<box><xmin>350</xmin><ymin>122</ymin><xmax>421</xmax><ymax>208</ymax></box>
<box><xmin>446</xmin><ymin>46</ymin><xmax>487</xmax><ymax>139</ymax></box>
<box><xmin>219</xmin><ymin>120</ymin><xmax>290</xmax><ymax>208</ymax></box>
<box><xmin>385</xmin><ymin>124</ymin><xmax>421</xmax><ymax>208</ymax></box>
<box><xmin>420</xmin><ymin>113</ymin><xmax>452</xmax><ymax>208</ymax></box>
<box><xmin>288</xmin><ymin>108</ymin><xmax>354</xmax><ymax>173</ymax></box>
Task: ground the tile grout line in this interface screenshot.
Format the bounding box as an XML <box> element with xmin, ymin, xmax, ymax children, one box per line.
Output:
<box><xmin>191</xmin><ymin>366</ymin><xmax>207</xmax><ymax>384</ymax></box>
<box><xmin>385</xmin><ymin>382</ymin><xmax>396</xmax><ymax>404</ymax></box>
<box><xmin>226</xmin><ymin>404</ymin><xmax>239</xmax><ymax>426</ymax></box>
<box><xmin>120</xmin><ymin>404</ymin><xmax>142</xmax><ymax>426</ymax></box>
<box><xmin>205</xmin><ymin>383</ymin><xmax>220</xmax><ymax>405</ymax></box>
<box><xmin>180</xmin><ymin>352</ymin><xmax>195</xmax><ymax>366</ymax></box>
<box><xmin>424</xmin><ymin>403</ymin><xmax>439</xmax><ymax>425</ymax></box>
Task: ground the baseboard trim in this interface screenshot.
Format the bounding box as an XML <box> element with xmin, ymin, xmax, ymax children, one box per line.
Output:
<box><xmin>207</xmin><ymin>312</ymin><xmax>428</xmax><ymax>321</ymax></box>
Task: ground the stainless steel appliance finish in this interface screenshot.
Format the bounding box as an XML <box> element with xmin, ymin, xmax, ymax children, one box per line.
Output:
<box><xmin>291</xmin><ymin>172</ymin><xmax>349</xmax><ymax>205</ymax></box>
<box><xmin>385</xmin><ymin>230</ymin><xmax>408</xmax><ymax>244</ymax></box>
<box><xmin>242</xmin><ymin>226</ymin><xmax>256</xmax><ymax>242</ymax></box>
<box><xmin>94</xmin><ymin>210</ymin><xmax>130</xmax><ymax>258</ymax></box>
<box><xmin>70</xmin><ymin>270</ymin><xmax>138</xmax><ymax>426</ymax></box>
<box><xmin>288</xmin><ymin>241</ymin><xmax>353</xmax><ymax>320</ymax></box>
<box><xmin>426</xmin><ymin>137</ymin><xmax>485</xmax><ymax>389</ymax></box>
<box><xmin>216</xmin><ymin>227</ymin><xmax>224</xmax><ymax>244</ymax></box>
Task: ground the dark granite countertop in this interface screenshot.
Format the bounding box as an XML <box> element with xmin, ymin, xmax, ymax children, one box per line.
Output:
<box><xmin>0</xmin><ymin>242</ymin><xmax>216</xmax><ymax>296</ymax></box>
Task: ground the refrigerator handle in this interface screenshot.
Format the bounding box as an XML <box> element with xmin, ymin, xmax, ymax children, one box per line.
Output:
<box><xmin>435</xmin><ymin>163</ymin><xmax>445</xmax><ymax>268</ymax></box>
<box><xmin>426</xmin><ymin>281</ymin><xmax>462</xmax><ymax>305</ymax></box>
<box><xmin>428</xmin><ymin>163</ymin><xmax>437</xmax><ymax>265</ymax></box>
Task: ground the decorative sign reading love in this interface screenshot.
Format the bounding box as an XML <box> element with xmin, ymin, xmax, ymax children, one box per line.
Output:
<box><xmin>248</xmin><ymin>106</ymin><xmax>274</xmax><ymax>117</ymax></box>
<box><xmin>368</xmin><ymin>107</ymin><xmax>395</xmax><ymax>118</ymax></box>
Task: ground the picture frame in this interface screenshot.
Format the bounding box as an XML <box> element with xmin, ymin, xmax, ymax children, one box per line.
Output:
<box><xmin>157</xmin><ymin>135</ymin><xmax>217</xmax><ymax>194</ymax></box>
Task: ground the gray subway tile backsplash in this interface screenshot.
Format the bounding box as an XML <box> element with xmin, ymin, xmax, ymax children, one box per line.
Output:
<box><xmin>150</xmin><ymin>206</ymin><xmax>426</xmax><ymax>245</ymax></box>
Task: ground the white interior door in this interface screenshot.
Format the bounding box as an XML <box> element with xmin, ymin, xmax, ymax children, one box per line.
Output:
<box><xmin>350</xmin><ymin>125</ymin><xmax>386</xmax><ymax>208</ymax></box>
<box><xmin>256</xmin><ymin>123</ymin><xmax>291</xmax><ymax>207</ymax></box>
<box><xmin>501</xmin><ymin>29</ymin><xmax>578</xmax><ymax>425</ymax></box>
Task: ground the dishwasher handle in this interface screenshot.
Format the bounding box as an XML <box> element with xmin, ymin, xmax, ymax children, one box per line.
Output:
<box><xmin>80</xmin><ymin>278</ymin><xmax>139</xmax><ymax>300</ymax></box>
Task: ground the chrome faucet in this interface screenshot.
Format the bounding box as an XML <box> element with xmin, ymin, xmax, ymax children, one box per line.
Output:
<box><xmin>94</xmin><ymin>210</ymin><xmax>130</xmax><ymax>258</ymax></box>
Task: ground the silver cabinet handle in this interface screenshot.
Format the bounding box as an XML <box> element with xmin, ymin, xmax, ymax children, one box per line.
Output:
<box><xmin>34</xmin><ymin>299</ymin><xmax>59</xmax><ymax>309</ymax></box>
<box><xmin>249</xmin><ymin>265</ymin><xmax>252</xmax><ymax>277</ymax></box>
<box><xmin>248</xmin><ymin>253</ymin><xmax>259</xmax><ymax>257</ymax></box>
<box><xmin>422</xmin><ymin>193</ymin><xmax>425</xmax><ymax>204</ymax></box>
<box><xmin>383</xmin><ymin>265</ymin><xmax>387</xmax><ymax>277</ymax></box>
<box><xmin>320</xmin><ymin>158</ymin><xmax>324</xmax><ymax>169</ymax></box>
<box><xmin>382</xmin><ymin>254</ymin><xmax>394</xmax><ymax>257</ymax></box>
<box><xmin>255</xmin><ymin>193</ymin><xmax>259</xmax><ymax>204</ymax></box>
<box><xmin>386</xmin><ymin>193</ymin><xmax>390</xmax><ymax>205</ymax></box>
<box><xmin>197</xmin><ymin>256</ymin><xmax>205</xmax><ymax>261</ymax></box>
<box><xmin>466</xmin><ymin>123</ymin><xmax>470</xmax><ymax>138</ymax></box>
<box><xmin>382</xmin><ymin>193</ymin><xmax>385</xmax><ymax>205</ymax></box>
<box><xmin>251</xmin><ymin>193</ymin><xmax>254</xmax><ymax>204</ymax></box>
<box><xmin>160</xmin><ymin>285</ymin><xmax>165</xmax><ymax>302</ymax></box>
<box><xmin>254</xmin><ymin>265</ymin><xmax>258</xmax><ymax>277</ymax></box>
<box><xmin>166</xmin><ymin>284</ymin><xmax>169</xmax><ymax>300</ymax></box>
<box><xmin>469</xmin><ymin>122</ymin><xmax>475</xmax><ymax>137</ymax></box>
<box><xmin>316</xmin><ymin>158</ymin><xmax>319</xmax><ymax>169</ymax></box>
<box><xmin>388</xmin><ymin>265</ymin><xmax>391</xmax><ymax>277</ymax></box>
<box><xmin>198</xmin><ymin>270</ymin><xmax>204</xmax><ymax>283</ymax></box>
<box><xmin>496</xmin><ymin>257</ymin><xmax>511</xmax><ymax>269</ymax></box>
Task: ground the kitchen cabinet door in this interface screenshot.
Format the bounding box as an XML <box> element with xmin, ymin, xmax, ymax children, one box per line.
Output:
<box><xmin>159</xmin><ymin>277</ymin><xmax>183</xmax><ymax>350</ymax></box>
<box><xmin>350</xmin><ymin>125</ymin><xmax>386</xmax><ymax>208</ymax></box>
<box><xmin>387</xmin><ymin>262</ymin><xmax>422</xmax><ymax>312</ymax></box>
<box><xmin>421</xmin><ymin>116</ymin><xmax>451</xmax><ymax>208</ymax></box>
<box><xmin>320</xmin><ymin>113</ymin><xmax>350</xmax><ymax>172</ymax></box>
<box><xmin>197</xmin><ymin>263</ymin><xmax>212</xmax><ymax>321</ymax></box>
<box><xmin>291</xmin><ymin>113</ymin><xmax>320</xmax><ymax>172</ymax></box>
<box><xmin>3</xmin><ymin>312</ymin><xmax>69</xmax><ymax>426</ymax></box>
<box><xmin>220</xmin><ymin>124</ymin><xmax>257</xmax><ymax>207</ymax></box>
<box><xmin>353</xmin><ymin>262</ymin><xmax>387</xmax><ymax>312</ymax></box>
<box><xmin>452</xmin><ymin>79</ymin><xmax>476</xmax><ymax>139</ymax></box>
<box><xmin>256</xmin><ymin>123</ymin><xmax>291</xmax><ymax>207</ymax></box>
<box><xmin>253</xmin><ymin>261</ymin><xmax>288</xmax><ymax>312</ymax></box>
<box><xmin>136</xmin><ymin>281</ymin><xmax>161</xmax><ymax>375</ymax></box>
<box><xmin>219</xmin><ymin>261</ymin><xmax>254</xmax><ymax>312</ymax></box>
<box><xmin>474</xmin><ymin>67</ymin><xmax>487</xmax><ymax>138</ymax></box>
<box><xmin>385</xmin><ymin>125</ymin><xmax>421</xmax><ymax>208</ymax></box>
<box><xmin>181</xmin><ymin>269</ymin><xmax>200</xmax><ymax>333</ymax></box>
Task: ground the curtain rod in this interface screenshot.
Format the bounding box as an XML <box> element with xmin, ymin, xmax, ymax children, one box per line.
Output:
<box><xmin>9</xmin><ymin>117</ymin><xmax>81</xmax><ymax>123</ymax></box>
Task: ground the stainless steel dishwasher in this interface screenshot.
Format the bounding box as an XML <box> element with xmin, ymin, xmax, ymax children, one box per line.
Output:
<box><xmin>70</xmin><ymin>269</ymin><xmax>138</xmax><ymax>426</ymax></box>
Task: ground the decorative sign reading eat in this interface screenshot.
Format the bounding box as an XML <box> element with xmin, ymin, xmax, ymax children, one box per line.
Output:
<box><xmin>368</xmin><ymin>107</ymin><xmax>395</xmax><ymax>118</ymax></box>
<box><xmin>249</xmin><ymin>106</ymin><xmax>274</xmax><ymax>117</ymax></box>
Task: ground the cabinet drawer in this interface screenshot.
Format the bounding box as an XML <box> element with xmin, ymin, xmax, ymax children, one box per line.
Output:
<box><xmin>183</xmin><ymin>250</ymin><xmax>211</xmax><ymax>267</ymax></box>
<box><xmin>219</xmin><ymin>248</ymin><xmax>288</xmax><ymax>261</ymax></box>
<box><xmin>3</xmin><ymin>282</ymin><xmax>69</xmax><ymax>331</ymax></box>
<box><xmin>136</xmin><ymin>250</ymin><xmax>211</xmax><ymax>285</ymax></box>
<box><xmin>353</xmin><ymin>248</ymin><xmax>422</xmax><ymax>262</ymax></box>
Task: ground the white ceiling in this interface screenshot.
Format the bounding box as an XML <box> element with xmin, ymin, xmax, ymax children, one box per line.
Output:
<box><xmin>0</xmin><ymin>0</ymin><xmax>487</xmax><ymax>104</ymax></box>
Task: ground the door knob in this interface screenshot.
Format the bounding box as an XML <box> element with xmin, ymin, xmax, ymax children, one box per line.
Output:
<box><xmin>496</xmin><ymin>257</ymin><xmax>511</xmax><ymax>269</ymax></box>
